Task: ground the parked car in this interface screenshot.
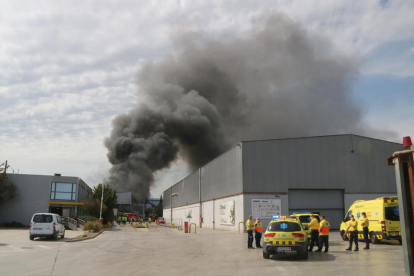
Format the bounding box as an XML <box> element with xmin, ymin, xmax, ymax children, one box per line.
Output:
<box><xmin>156</xmin><ymin>217</ymin><xmax>165</xmax><ymax>224</ymax></box>
<box><xmin>262</xmin><ymin>216</ymin><xmax>309</xmax><ymax>260</ymax></box>
<box><xmin>29</xmin><ymin>213</ymin><xmax>65</xmax><ymax>240</ymax></box>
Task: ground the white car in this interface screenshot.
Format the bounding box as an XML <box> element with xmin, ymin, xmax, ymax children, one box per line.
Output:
<box><xmin>29</xmin><ymin>213</ymin><xmax>65</xmax><ymax>240</ymax></box>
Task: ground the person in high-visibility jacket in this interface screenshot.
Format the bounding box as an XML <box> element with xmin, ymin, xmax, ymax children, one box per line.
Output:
<box><xmin>315</xmin><ymin>215</ymin><xmax>331</xmax><ymax>252</ymax></box>
<box><xmin>149</xmin><ymin>217</ymin><xmax>152</xmax><ymax>224</ymax></box>
<box><xmin>346</xmin><ymin>215</ymin><xmax>359</xmax><ymax>251</ymax></box>
<box><xmin>308</xmin><ymin>214</ymin><xmax>320</xmax><ymax>252</ymax></box>
<box><xmin>361</xmin><ymin>212</ymin><xmax>369</xmax><ymax>250</ymax></box>
<box><xmin>254</xmin><ymin>218</ymin><xmax>263</xmax><ymax>248</ymax></box>
<box><xmin>246</xmin><ymin>215</ymin><xmax>255</xmax><ymax>249</ymax></box>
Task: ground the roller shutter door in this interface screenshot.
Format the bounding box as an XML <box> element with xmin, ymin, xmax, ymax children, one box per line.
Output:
<box><xmin>288</xmin><ymin>189</ymin><xmax>344</xmax><ymax>230</ymax></box>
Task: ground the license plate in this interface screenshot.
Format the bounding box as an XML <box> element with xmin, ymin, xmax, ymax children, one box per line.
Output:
<box><xmin>33</xmin><ymin>228</ymin><xmax>42</xmax><ymax>230</ymax></box>
<box><xmin>389</xmin><ymin>232</ymin><xmax>398</xmax><ymax>236</ymax></box>
<box><xmin>277</xmin><ymin>247</ymin><xmax>291</xmax><ymax>251</ymax></box>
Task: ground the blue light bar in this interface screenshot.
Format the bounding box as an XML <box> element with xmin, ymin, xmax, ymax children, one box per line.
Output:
<box><xmin>273</xmin><ymin>215</ymin><xmax>280</xmax><ymax>220</ymax></box>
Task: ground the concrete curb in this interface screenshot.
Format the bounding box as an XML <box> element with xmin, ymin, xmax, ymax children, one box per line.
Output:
<box><xmin>66</xmin><ymin>230</ymin><xmax>104</xmax><ymax>242</ymax></box>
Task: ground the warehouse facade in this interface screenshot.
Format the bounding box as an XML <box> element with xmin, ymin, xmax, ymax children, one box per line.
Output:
<box><xmin>163</xmin><ymin>135</ymin><xmax>401</xmax><ymax>231</ymax></box>
<box><xmin>0</xmin><ymin>173</ymin><xmax>92</xmax><ymax>226</ymax></box>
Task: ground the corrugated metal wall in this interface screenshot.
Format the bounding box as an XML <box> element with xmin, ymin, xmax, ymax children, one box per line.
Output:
<box><xmin>168</xmin><ymin>170</ymin><xmax>200</xmax><ymax>208</ymax></box>
<box><xmin>201</xmin><ymin>145</ymin><xmax>243</xmax><ymax>201</ymax></box>
<box><xmin>242</xmin><ymin>135</ymin><xmax>400</xmax><ymax>193</ymax></box>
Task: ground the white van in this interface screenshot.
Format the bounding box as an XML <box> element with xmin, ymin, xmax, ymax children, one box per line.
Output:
<box><xmin>29</xmin><ymin>213</ymin><xmax>65</xmax><ymax>240</ymax></box>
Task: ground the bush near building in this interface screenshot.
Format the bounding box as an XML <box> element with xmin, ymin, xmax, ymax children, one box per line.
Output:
<box><xmin>84</xmin><ymin>221</ymin><xmax>102</xmax><ymax>232</ymax></box>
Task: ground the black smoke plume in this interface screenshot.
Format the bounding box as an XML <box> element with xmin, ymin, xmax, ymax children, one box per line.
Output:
<box><xmin>104</xmin><ymin>14</ymin><xmax>388</xmax><ymax>202</ymax></box>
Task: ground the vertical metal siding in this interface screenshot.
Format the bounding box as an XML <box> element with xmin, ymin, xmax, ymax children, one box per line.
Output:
<box><xmin>242</xmin><ymin>135</ymin><xmax>401</xmax><ymax>193</ymax></box>
<box><xmin>201</xmin><ymin>145</ymin><xmax>243</xmax><ymax>201</ymax></box>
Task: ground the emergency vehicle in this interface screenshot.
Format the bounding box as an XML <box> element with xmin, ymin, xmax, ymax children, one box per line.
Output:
<box><xmin>262</xmin><ymin>215</ymin><xmax>309</xmax><ymax>260</ymax></box>
<box><xmin>340</xmin><ymin>196</ymin><xmax>402</xmax><ymax>244</ymax></box>
<box><xmin>289</xmin><ymin>212</ymin><xmax>320</xmax><ymax>239</ymax></box>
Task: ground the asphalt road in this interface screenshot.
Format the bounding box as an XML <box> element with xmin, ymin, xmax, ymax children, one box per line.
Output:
<box><xmin>0</xmin><ymin>224</ymin><xmax>405</xmax><ymax>276</ymax></box>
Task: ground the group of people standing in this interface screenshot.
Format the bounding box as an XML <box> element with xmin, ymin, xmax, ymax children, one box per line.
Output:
<box><xmin>246</xmin><ymin>215</ymin><xmax>263</xmax><ymax>249</ymax></box>
<box><xmin>245</xmin><ymin>212</ymin><xmax>370</xmax><ymax>252</ymax></box>
<box><xmin>308</xmin><ymin>215</ymin><xmax>331</xmax><ymax>252</ymax></box>
<box><xmin>345</xmin><ymin>212</ymin><xmax>370</xmax><ymax>251</ymax></box>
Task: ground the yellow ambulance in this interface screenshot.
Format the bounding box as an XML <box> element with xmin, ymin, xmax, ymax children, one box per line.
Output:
<box><xmin>339</xmin><ymin>196</ymin><xmax>401</xmax><ymax>244</ymax></box>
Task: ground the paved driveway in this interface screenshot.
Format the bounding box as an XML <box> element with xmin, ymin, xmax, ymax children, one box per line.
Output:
<box><xmin>0</xmin><ymin>225</ymin><xmax>405</xmax><ymax>275</ymax></box>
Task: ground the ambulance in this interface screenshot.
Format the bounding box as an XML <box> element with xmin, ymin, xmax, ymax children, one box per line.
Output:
<box><xmin>340</xmin><ymin>196</ymin><xmax>402</xmax><ymax>244</ymax></box>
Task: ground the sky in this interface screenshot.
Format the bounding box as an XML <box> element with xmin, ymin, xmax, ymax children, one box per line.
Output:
<box><xmin>1</xmin><ymin>0</ymin><xmax>413</xmax><ymax>198</ymax></box>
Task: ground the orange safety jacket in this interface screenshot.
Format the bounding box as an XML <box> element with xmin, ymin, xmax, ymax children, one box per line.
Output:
<box><xmin>319</xmin><ymin>219</ymin><xmax>331</xmax><ymax>235</ymax></box>
<box><xmin>254</xmin><ymin>222</ymin><xmax>263</xmax><ymax>233</ymax></box>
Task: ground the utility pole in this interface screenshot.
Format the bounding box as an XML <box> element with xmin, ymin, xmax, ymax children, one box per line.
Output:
<box><xmin>4</xmin><ymin>160</ymin><xmax>7</xmax><ymax>174</ymax></box>
<box><xmin>99</xmin><ymin>179</ymin><xmax>105</xmax><ymax>224</ymax></box>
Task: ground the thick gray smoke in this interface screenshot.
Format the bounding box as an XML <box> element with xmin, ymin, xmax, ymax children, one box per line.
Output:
<box><xmin>105</xmin><ymin>14</ymin><xmax>384</xmax><ymax>202</ymax></box>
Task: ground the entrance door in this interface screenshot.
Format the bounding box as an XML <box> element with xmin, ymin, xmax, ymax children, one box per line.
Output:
<box><xmin>288</xmin><ymin>189</ymin><xmax>344</xmax><ymax>229</ymax></box>
<box><xmin>50</xmin><ymin>206</ymin><xmax>63</xmax><ymax>216</ymax></box>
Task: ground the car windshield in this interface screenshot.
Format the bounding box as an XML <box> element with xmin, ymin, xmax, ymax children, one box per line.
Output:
<box><xmin>268</xmin><ymin>222</ymin><xmax>302</xmax><ymax>232</ymax></box>
<box><xmin>298</xmin><ymin>216</ymin><xmax>320</xmax><ymax>224</ymax></box>
<box><xmin>33</xmin><ymin>215</ymin><xmax>53</xmax><ymax>223</ymax></box>
<box><xmin>385</xmin><ymin>207</ymin><xmax>400</xmax><ymax>221</ymax></box>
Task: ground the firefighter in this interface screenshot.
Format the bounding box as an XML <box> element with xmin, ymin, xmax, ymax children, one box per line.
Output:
<box><xmin>246</xmin><ymin>215</ymin><xmax>255</xmax><ymax>249</ymax></box>
<box><xmin>308</xmin><ymin>214</ymin><xmax>319</xmax><ymax>252</ymax></box>
<box><xmin>254</xmin><ymin>218</ymin><xmax>263</xmax><ymax>248</ymax></box>
<box><xmin>346</xmin><ymin>215</ymin><xmax>359</xmax><ymax>251</ymax></box>
<box><xmin>315</xmin><ymin>215</ymin><xmax>331</xmax><ymax>252</ymax></box>
<box><xmin>361</xmin><ymin>212</ymin><xmax>370</xmax><ymax>250</ymax></box>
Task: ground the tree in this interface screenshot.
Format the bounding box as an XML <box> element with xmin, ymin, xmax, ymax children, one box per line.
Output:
<box><xmin>0</xmin><ymin>162</ymin><xmax>18</xmax><ymax>205</ymax></box>
<box><xmin>92</xmin><ymin>184</ymin><xmax>117</xmax><ymax>223</ymax></box>
<box><xmin>83</xmin><ymin>198</ymin><xmax>107</xmax><ymax>218</ymax></box>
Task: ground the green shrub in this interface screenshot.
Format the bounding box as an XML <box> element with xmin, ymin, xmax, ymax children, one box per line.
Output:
<box><xmin>78</xmin><ymin>216</ymin><xmax>98</xmax><ymax>222</ymax></box>
<box><xmin>84</xmin><ymin>221</ymin><xmax>101</xmax><ymax>232</ymax></box>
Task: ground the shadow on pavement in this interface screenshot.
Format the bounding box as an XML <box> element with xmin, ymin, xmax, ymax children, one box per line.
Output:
<box><xmin>270</xmin><ymin>253</ymin><xmax>336</xmax><ymax>262</ymax></box>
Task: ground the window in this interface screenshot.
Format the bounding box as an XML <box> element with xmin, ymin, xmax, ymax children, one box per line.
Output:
<box><xmin>33</xmin><ymin>215</ymin><xmax>53</xmax><ymax>223</ymax></box>
<box><xmin>50</xmin><ymin>183</ymin><xmax>77</xmax><ymax>201</ymax></box>
<box><xmin>385</xmin><ymin>207</ymin><xmax>400</xmax><ymax>221</ymax></box>
<box><xmin>298</xmin><ymin>215</ymin><xmax>320</xmax><ymax>224</ymax></box>
<box><xmin>267</xmin><ymin>222</ymin><xmax>302</xmax><ymax>232</ymax></box>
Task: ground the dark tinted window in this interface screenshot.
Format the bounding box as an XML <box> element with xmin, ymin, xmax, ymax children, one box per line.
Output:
<box><xmin>298</xmin><ymin>216</ymin><xmax>320</xmax><ymax>223</ymax></box>
<box><xmin>385</xmin><ymin>207</ymin><xmax>400</xmax><ymax>221</ymax></box>
<box><xmin>268</xmin><ymin>222</ymin><xmax>302</xmax><ymax>232</ymax></box>
<box><xmin>33</xmin><ymin>215</ymin><xmax>53</xmax><ymax>223</ymax></box>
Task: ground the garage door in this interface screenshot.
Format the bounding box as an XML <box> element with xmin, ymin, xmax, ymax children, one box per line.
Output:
<box><xmin>288</xmin><ymin>189</ymin><xmax>344</xmax><ymax>230</ymax></box>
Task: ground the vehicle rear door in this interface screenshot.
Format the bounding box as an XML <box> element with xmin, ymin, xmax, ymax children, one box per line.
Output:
<box><xmin>32</xmin><ymin>214</ymin><xmax>53</xmax><ymax>234</ymax></box>
<box><xmin>384</xmin><ymin>202</ymin><xmax>400</xmax><ymax>236</ymax></box>
<box><xmin>43</xmin><ymin>215</ymin><xmax>54</xmax><ymax>235</ymax></box>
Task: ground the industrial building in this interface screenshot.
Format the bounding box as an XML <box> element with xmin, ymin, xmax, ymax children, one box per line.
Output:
<box><xmin>163</xmin><ymin>134</ymin><xmax>401</xmax><ymax>231</ymax></box>
<box><xmin>0</xmin><ymin>173</ymin><xmax>92</xmax><ymax>226</ymax></box>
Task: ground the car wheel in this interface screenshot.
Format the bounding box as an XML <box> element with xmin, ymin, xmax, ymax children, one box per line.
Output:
<box><xmin>263</xmin><ymin>252</ymin><xmax>270</xmax><ymax>259</ymax></box>
<box><xmin>61</xmin><ymin>230</ymin><xmax>65</xmax><ymax>238</ymax></box>
<box><xmin>53</xmin><ymin>230</ymin><xmax>59</xmax><ymax>240</ymax></box>
<box><xmin>341</xmin><ymin>231</ymin><xmax>349</xmax><ymax>241</ymax></box>
<box><xmin>370</xmin><ymin>233</ymin><xmax>379</xmax><ymax>244</ymax></box>
<box><xmin>30</xmin><ymin>235</ymin><xmax>34</xmax><ymax>240</ymax></box>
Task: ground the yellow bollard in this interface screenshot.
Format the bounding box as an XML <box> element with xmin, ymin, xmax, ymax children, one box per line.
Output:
<box><xmin>238</xmin><ymin>222</ymin><xmax>244</xmax><ymax>233</ymax></box>
<box><xmin>171</xmin><ymin>223</ymin><xmax>175</xmax><ymax>229</ymax></box>
<box><xmin>189</xmin><ymin>223</ymin><xmax>197</xmax><ymax>233</ymax></box>
<box><xmin>134</xmin><ymin>222</ymin><xmax>137</xmax><ymax>228</ymax></box>
<box><xmin>145</xmin><ymin>222</ymin><xmax>149</xmax><ymax>228</ymax></box>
